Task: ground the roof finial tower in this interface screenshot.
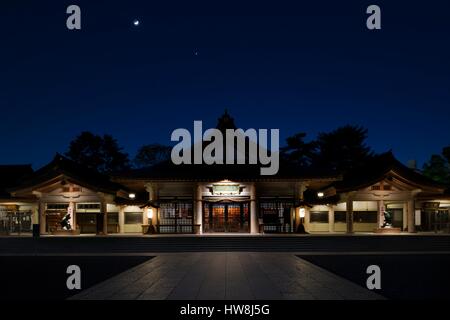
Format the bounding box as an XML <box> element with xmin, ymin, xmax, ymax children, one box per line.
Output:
<box><xmin>216</xmin><ymin>109</ymin><xmax>237</xmax><ymax>133</ymax></box>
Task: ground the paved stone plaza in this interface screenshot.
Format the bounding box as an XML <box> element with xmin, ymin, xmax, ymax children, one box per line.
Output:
<box><xmin>71</xmin><ymin>252</ymin><xmax>383</xmax><ymax>300</ymax></box>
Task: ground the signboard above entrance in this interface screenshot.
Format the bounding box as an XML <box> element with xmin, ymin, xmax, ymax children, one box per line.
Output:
<box><xmin>211</xmin><ymin>184</ymin><xmax>241</xmax><ymax>196</ymax></box>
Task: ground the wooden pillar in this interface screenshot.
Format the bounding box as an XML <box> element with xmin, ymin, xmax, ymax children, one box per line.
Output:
<box><xmin>195</xmin><ymin>184</ymin><xmax>203</xmax><ymax>234</ymax></box>
<box><xmin>250</xmin><ymin>183</ymin><xmax>258</xmax><ymax>234</ymax></box>
<box><xmin>346</xmin><ymin>199</ymin><xmax>353</xmax><ymax>233</ymax></box>
<box><xmin>294</xmin><ymin>207</ymin><xmax>300</xmax><ymax>231</ymax></box>
<box><xmin>39</xmin><ymin>201</ymin><xmax>46</xmax><ymax>234</ymax></box>
<box><xmin>143</xmin><ymin>207</ymin><xmax>149</xmax><ymax>226</ymax></box>
<box><xmin>328</xmin><ymin>205</ymin><xmax>335</xmax><ymax>233</ymax></box>
<box><xmin>403</xmin><ymin>202</ymin><xmax>408</xmax><ymax>231</ymax></box>
<box><xmin>304</xmin><ymin>207</ymin><xmax>310</xmax><ymax>232</ymax></box>
<box><xmin>377</xmin><ymin>199</ymin><xmax>385</xmax><ymax>228</ymax></box>
<box><xmin>407</xmin><ymin>199</ymin><xmax>415</xmax><ymax>233</ymax></box>
<box><xmin>118</xmin><ymin>206</ymin><xmax>125</xmax><ymax>234</ymax></box>
<box><xmin>31</xmin><ymin>204</ymin><xmax>39</xmax><ymax>226</ymax></box>
<box><xmin>290</xmin><ymin>207</ymin><xmax>294</xmax><ymax>232</ymax></box>
<box><xmin>101</xmin><ymin>201</ymin><xmax>108</xmax><ymax>235</ymax></box>
<box><xmin>70</xmin><ymin>202</ymin><xmax>76</xmax><ymax>231</ymax></box>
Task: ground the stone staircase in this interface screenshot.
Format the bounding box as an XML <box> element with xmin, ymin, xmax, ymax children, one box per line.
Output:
<box><xmin>1</xmin><ymin>234</ymin><xmax>450</xmax><ymax>254</ymax></box>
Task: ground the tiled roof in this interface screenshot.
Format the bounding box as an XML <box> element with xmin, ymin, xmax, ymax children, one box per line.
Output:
<box><xmin>0</xmin><ymin>165</ymin><xmax>33</xmax><ymax>199</ymax></box>
<box><xmin>9</xmin><ymin>154</ymin><xmax>127</xmax><ymax>194</ymax></box>
<box><xmin>332</xmin><ymin>151</ymin><xmax>446</xmax><ymax>192</ymax></box>
<box><xmin>114</xmin><ymin>159</ymin><xmax>339</xmax><ymax>181</ymax></box>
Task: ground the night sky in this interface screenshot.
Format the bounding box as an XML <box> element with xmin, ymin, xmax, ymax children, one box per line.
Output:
<box><xmin>1</xmin><ymin>1</ymin><xmax>450</xmax><ymax>168</ymax></box>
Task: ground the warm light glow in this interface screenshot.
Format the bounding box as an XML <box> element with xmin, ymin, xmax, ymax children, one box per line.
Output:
<box><xmin>147</xmin><ymin>208</ymin><xmax>153</xmax><ymax>219</ymax></box>
<box><xmin>300</xmin><ymin>208</ymin><xmax>305</xmax><ymax>218</ymax></box>
<box><xmin>129</xmin><ymin>193</ymin><xmax>136</xmax><ymax>199</ymax></box>
<box><xmin>317</xmin><ymin>192</ymin><xmax>324</xmax><ymax>198</ymax></box>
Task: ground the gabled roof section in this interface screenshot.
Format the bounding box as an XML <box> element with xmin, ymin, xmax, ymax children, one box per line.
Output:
<box><xmin>10</xmin><ymin>154</ymin><xmax>127</xmax><ymax>195</ymax></box>
<box><xmin>116</xmin><ymin>110</ymin><xmax>340</xmax><ymax>182</ymax></box>
<box><xmin>115</xmin><ymin>159</ymin><xmax>339</xmax><ymax>182</ymax></box>
<box><xmin>0</xmin><ymin>165</ymin><xmax>34</xmax><ymax>199</ymax></box>
<box><xmin>333</xmin><ymin>151</ymin><xmax>446</xmax><ymax>193</ymax></box>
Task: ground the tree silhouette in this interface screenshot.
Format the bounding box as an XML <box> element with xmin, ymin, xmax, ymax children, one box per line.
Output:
<box><xmin>423</xmin><ymin>146</ymin><xmax>450</xmax><ymax>185</ymax></box>
<box><xmin>281</xmin><ymin>125</ymin><xmax>374</xmax><ymax>173</ymax></box>
<box><xmin>280</xmin><ymin>133</ymin><xmax>316</xmax><ymax>167</ymax></box>
<box><xmin>312</xmin><ymin>125</ymin><xmax>374</xmax><ymax>172</ymax></box>
<box><xmin>134</xmin><ymin>144</ymin><xmax>171</xmax><ymax>168</ymax></box>
<box><xmin>65</xmin><ymin>131</ymin><xmax>130</xmax><ymax>173</ymax></box>
<box><xmin>443</xmin><ymin>146</ymin><xmax>450</xmax><ymax>163</ymax></box>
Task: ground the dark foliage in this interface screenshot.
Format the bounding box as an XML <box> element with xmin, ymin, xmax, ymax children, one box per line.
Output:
<box><xmin>65</xmin><ymin>132</ymin><xmax>130</xmax><ymax>173</ymax></box>
<box><xmin>134</xmin><ymin>144</ymin><xmax>172</xmax><ymax>168</ymax></box>
<box><xmin>423</xmin><ymin>146</ymin><xmax>450</xmax><ymax>185</ymax></box>
<box><xmin>282</xmin><ymin>125</ymin><xmax>374</xmax><ymax>173</ymax></box>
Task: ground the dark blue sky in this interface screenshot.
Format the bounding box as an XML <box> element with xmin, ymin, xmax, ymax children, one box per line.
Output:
<box><xmin>1</xmin><ymin>0</ymin><xmax>450</xmax><ymax>168</ymax></box>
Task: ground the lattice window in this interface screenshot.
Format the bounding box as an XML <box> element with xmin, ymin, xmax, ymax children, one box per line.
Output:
<box><xmin>159</xmin><ymin>202</ymin><xmax>193</xmax><ymax>233</ymax></box>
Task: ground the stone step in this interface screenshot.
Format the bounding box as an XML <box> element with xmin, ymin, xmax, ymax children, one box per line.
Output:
<box><xmin>1</xmin><ymin>235</ymin><xmax>450</xmax><ymax>254</ymax></box>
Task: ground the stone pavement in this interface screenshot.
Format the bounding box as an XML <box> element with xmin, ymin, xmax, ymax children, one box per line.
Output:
<box><xmin>71</xmin><ymin>252</ymin><xmax>383</xmax><ymax>300</ymax></box>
